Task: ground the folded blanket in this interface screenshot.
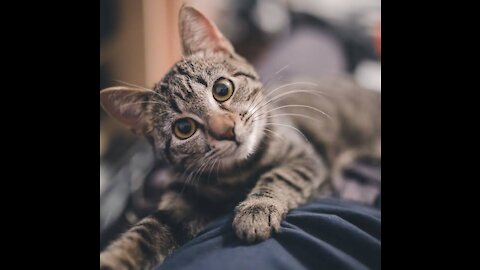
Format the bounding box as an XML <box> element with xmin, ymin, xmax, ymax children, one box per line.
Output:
<box><xmin>156</xmin><ymin>198</ymin><xmax>380</xmax><ymax>270</ymax></box>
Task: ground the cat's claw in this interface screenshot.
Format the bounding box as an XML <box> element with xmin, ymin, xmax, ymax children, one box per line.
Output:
<box><xmin>232</xmin><ymin>199</ymin><xmax>285</xmax><ymax>243</ymax></box>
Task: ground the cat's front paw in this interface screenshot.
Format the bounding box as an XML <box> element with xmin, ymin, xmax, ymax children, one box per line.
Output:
<box><xmin>233</xmin><ymin>199</ymin><xmax>286</xmax><ymax>243</ymax></box>
<box><xmin>100</xmin><ymin>251</ymin><xmax>130</xmax><ymax>270</ymax></box>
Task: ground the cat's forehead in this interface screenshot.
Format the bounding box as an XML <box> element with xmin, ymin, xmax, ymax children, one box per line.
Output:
<box><xmin>166</xmin><ymin>53</ymin><xmax>255</xmax><ymax>81</ymax></box>
<box><xmin>174</xmin><ymin>54</ymin><xmax>238</xmax><ymax>78</ymax></box>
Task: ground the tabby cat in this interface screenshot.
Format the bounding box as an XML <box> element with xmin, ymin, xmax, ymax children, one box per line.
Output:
<box><xmin>100</xmin><ymin>6</ymin><xmax>380</xmax><ymax>270</ymax></box>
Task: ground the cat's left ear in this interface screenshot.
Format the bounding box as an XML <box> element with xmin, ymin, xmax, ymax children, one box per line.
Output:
<box><xmin>100</xmin><ymin>87</ymin><xmax>154</xmax><ymax>135</ymax></box>
<box><xmin>178</xmin><ymin>6</ymin><xmax>235</xmax><ymax>56</ymax></box>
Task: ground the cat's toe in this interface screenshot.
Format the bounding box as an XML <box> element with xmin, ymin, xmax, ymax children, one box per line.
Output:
<box><xmin>232</xmin><ymin>200</ymin><xmax>285</xmax><ymax>243</ymax></box>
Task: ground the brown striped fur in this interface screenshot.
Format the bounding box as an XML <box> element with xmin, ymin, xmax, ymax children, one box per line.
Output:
<box><xmin>100</xmin><ymin>6</ymin><xmax>380</xmax><ymax>270</ymax></box>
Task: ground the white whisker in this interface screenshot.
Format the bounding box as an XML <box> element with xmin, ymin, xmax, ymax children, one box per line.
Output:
<box><xmin>101</xmin><ymin>85</ymin><xmax>167</xmax><ymax>101</ymax></box>
<box><xmin>254</xmin><ymin>113</ymin><xmax>323</xmax><ymax>123</ymax></box>
<box><xmin>263</xmin><ymin>127</ymin><xmax>285</xmax><ymax>141</ymax></box>
<box><xmin>118</xmin><ymin>101</ymin><xmax>169</xmax><ymax>110</ymax></box>
<box><xmin>246</xmin><ymin>82</ymin><xmax>318</xmax><ymax>119</ymax></box>
<box><xmin>112</xmin><ymin>79</ymin><xmax>151</xmax><ymax>91</ymax></box>
<box><xmin>264</xmin><ymin>122</ymin><xmax>310</xmax><ymax>142</ymax></box>
<box><xmin>249</xmin><ymin>89</ymin><xmax>327</xmax><ymax>117</ymax></box>
<box><xmin>256</xmin><ymin>104</ymin><xmax>332</xmax><ymax>121</ymax></box>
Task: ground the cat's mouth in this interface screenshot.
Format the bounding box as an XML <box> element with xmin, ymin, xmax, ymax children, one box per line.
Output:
<box><xmin>219</xmin><ymin>130</ymin><xmax>259</xmax><ymax>162</ymax></box>
<box><xmin>205</xmin><ymin>140</ymin><xmax>244</xmax><ymax>169</ymax></box>
<box><xmin>218</xmin><ymin>141</ymin><xmax>242</xmax><ymax>157</ymax></box>
<box><xmin>233</xmin><ymin>135</ymin><xmax>241</xmax><ymax>147</ymax></box>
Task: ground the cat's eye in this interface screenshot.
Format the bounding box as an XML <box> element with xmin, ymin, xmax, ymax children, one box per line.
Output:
<box><xmin>173</xmin><ymin>118</ymin><xmax>197</xmax><ymax>140</ymax></box>
<box><xmin>213</xmin><ymin>78</ymin><xmax>234</xmax><ymax>102</ymax></box>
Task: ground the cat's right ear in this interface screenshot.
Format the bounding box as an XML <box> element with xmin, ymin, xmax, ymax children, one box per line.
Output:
<box><xmin>178</xmin><ymin>5</ymin><xmax>235</xmax><ymax>56</ymax></box>
<box><xmin>100</xmin><ymin>87</ymin><xmax>153</xmax><ymax>134</ymax></box>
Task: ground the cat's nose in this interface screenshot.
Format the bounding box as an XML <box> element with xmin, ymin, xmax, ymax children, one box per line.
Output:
<box><xmin>207</xmin><ymin>114</ymin><xmax>236</xmax><ymax>141</ymax></box>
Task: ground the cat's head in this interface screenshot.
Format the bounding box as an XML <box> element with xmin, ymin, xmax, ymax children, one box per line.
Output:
<box><xmin>101</xmin><ymin>6</ymin><xmax>267</xmax><ymax>173</ymax></box>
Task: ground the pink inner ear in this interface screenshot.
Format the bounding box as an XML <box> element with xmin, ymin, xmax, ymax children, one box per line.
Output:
<box><xmin>100</xmin><ymin>87</ymin><xmax>151</xmax><ymax>131</ymax></box>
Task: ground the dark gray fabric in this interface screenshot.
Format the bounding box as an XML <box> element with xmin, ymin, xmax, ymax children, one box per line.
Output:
<box><xmin>334</xmin><ymin>158</ymin><xmax>381</xmax><ymax>207</ymax></box>
<box><xmin>155</xmin><ymin>198</ymin><xmax>381</xmax><ymax>270</ymax></box>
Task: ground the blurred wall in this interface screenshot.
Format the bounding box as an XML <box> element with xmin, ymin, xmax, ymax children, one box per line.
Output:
<box><xmin>143</xmin><ymin>0</ymin><xmax>183</xmax><ymax>86</ymax></box>
<box><xmin>100</xmin><ymin>0</ymin><xmax>187</xmax><ymax>159</ymax></box>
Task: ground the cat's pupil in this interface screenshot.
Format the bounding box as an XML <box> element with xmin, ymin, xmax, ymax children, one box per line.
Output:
<box><xmin>214</xmin><ymin>84</ymin><xmax>229</xmax><ymax>96</ymax></box>
<box><xmin>177</xmin><ymin>120</ymin><xmax>191</xmax><ymax>134</ymax></box>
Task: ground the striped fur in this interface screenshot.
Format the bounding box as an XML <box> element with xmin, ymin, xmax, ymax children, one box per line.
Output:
<box><xmin>100</xmin><ymin>6</ymin><xmax>380</xmax><ymax>270</ymax></box>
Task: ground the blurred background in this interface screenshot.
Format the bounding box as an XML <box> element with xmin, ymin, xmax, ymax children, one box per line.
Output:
<box><xmin>100</xmin><ymin>0</ymin><xmax>381</xmax><ymax>251</ymax></box>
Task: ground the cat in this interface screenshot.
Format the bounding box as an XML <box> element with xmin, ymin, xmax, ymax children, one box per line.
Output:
<box><xmin>99</xmin><ymin>5</ymin><xmax>380</xmax><ymax>270</ymax></box>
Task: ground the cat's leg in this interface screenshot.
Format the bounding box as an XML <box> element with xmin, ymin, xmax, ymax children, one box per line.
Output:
<box><xmin>233</xmin><ymin>145</ymin><xmax>328</xmax><ymax>242</ymax></box>
<box><xmin>331</xmin><ymin>141</ymin><xmax>381</xmax><ymax>193</ymax></box>
<box><xmin>100</xmin><ymin>190</ymin><xmax>208</xmax><ymax>270</ymax></box>
<box><xmin>100</xmin><ymin>211</ymin><xmax>179</xmax><ymax>270</ymax></box>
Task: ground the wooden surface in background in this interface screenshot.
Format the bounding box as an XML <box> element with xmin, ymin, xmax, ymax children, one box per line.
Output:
<box><xmin>143</xmin><ymin>0</ymin><xmax>184</xmax><ymax>87</ymax></box>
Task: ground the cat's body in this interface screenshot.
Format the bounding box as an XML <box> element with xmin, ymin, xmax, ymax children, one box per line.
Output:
<box><xmin>100</xmin><ymin>6</ymin><xmax>380</xmax><ymax>270</ymax></box>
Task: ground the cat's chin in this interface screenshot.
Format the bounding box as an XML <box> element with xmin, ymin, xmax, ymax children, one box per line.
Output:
<box><xmin>220</xmin><ymin>136</ymin><xmax>264</xmax><ymax>170</ymax></box>
<box><xmin>210</xmin><ymin>143</ymin><xmax>249</xmax><ymax>171</ymax></box>
<box><xmin>219</xmin><ymin>144</ymin><xmax>244</xmax><ymax>163</ymax></box>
